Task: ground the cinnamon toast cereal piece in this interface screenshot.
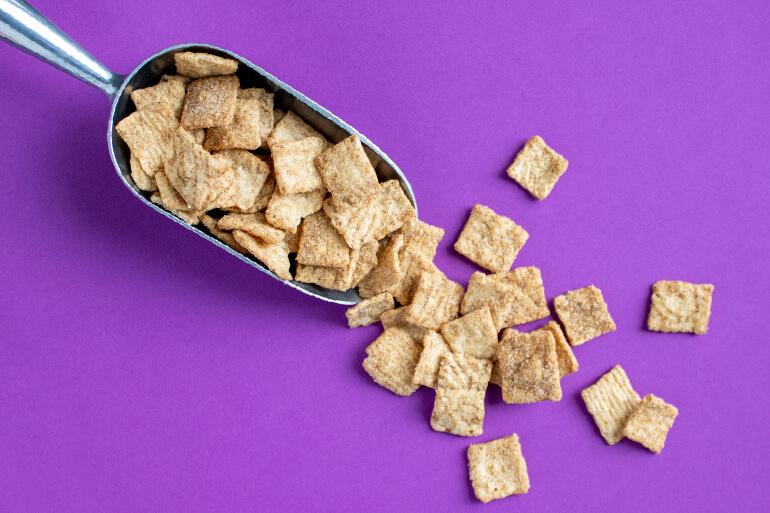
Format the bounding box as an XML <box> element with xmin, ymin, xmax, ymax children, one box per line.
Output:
<box><xmin>267</xmin><ymin>110</ymin><xmax>328</xmax><ymax>148</ymax></box>
<box><xmin>506</xmin><ymin>135</ymin><xmax>569</xmax><ymax>200</ymax></box>
<box><xmin>296</xmin><ymin>241</ymin><xmax>377</xmax><ymax>291</ymax></box>
<box><xmin>315</xmin><ymin>135</ymin><xmax>379</xmax><ymax>206</ymax></box>
<box><xmin>357</xmin><ymin>234</ymin><xmax>404</xmax><ymax>299</ymax></box>
<box><xmin>373</xmin><ymin>180</ymin><xmax>415</xmax><ymax>240</ymax></box>
<box><xmin>204</xmin><ymin>88</ymin><xmax>274</xmax><ymax>151</ymax></box>
<box><xmin>129</xmin><ymin>155</ymin><xmax>157</xmax><ymax>192</ymax></box>
<box><xmin>362</xmin><ymin>328</ymin><xmax>421</xmax><ymax>396</ymax></box>
<box><xmin>435</xmin><ymin>354</ymin><xmax>493</xmax><ymax>391</ymax></box>
<box><xmin>389</xmin><ymin>255</ymin><xmax>439</xmax><ymax>306</ymax></box>
<box><xmin>581</xmin><ymin>365</ymin><xmax>641</xmax><ymax>445</ymax></box>
<box><xmin>218</xmin><ymin>212</ymin><xmax>286</xmax><ymax>244</ymax></box>
<box><xmin>201</xmin><ymin>214</ymin><xmax>246</xmax><ymax>254</ymax></box>
<box><xmin>232</xmin><ymin>230</ymin><xmax>292</xmax><ymax>280</ymax></box>
<box><xmin>622</xmin><ymin>394</ymin><xmax>679</xmax><ymax>454</ymax></box>
<box><xmin>346</xmin><ymin>292</ymin><xmax>395</xmax><ymax>328</ymax></box>
<box><xmin>440</xmin><ymin>307</ymin><xmax>498</xmax><ymax>359</ymax></box>
<box><xmin>540</xmin><ymin>321</ymin><xmax>578</xmax><ymax>377</ymax></box>
<box><xmin>647</xmin><ymin>280</ymin><xmax>714</xmax><ymax>334</ymax></box>
<box><xmin>130</xmin><ymin>76</ymin><xmax>187</xmax><ymax>119</ymax></box>
<box><xmin>554</xmin><ymin>285</ymin><xmax>616</xmax><ymax>346</ymax></box>
<box><xmin>467</xmin><ymin>434</ymin><xmax>530</xmax><ymax>502</ymax></box>
<box><xmin>453</xmin><ymin>204</ymin><xmax>529</xmax><ymax>273</ymax></box>
<box><xmin>323</xmin><ymin>194</ymin><xmax>382</xmax><ymax>249</ymax></box>
<box><xmin>413</xmin><ymin>331</ymin><xmax>451</xmax><ymax>388</ymax></box>
<box><xmin>265</xmin><ymin>188</ymin><xmax>325</xmax><ymax>233</ymax></box>
<box><xmin>296</xmin><ymin>211</ymin><xmax>350</xmax><ymax>268</ymax></box>
<box><xmin>174</xmin><ymin>51</ymin><xmax>238</xmax><ymax>78</ymax></box>
<box><xmin>271</xmin><ymin>136</ymin><xmax>326</xmax><ymax>194</ymax></box>
<box><xmin>180</xmin><ymin>75</ymin><xmax>239</xmax><ymax>129</ymax></box>
<box><xmin>498</xmin><ymin>329</ymin><xmax>562</xmax><ymax>403</ymax></box>
<box><xmin>115</xmin><ymin>103</ymin><xmax>178</xmax><ymax>175</ymax></box>
<box><xmin>350</xmin><ymin>241</ymin><xmax>379</xmax><ymax>286</ymax></box>
<box><xmin>431</xmin><ymin>355</ymin><xmax>492</xmax><ymax>437</ymax></box>
<box><xmin>380</xmin><ymin>306</ymin><xmax>431</xmax><ymax>343</ymax></box>
<box><xmin>399</xmin><ymin>217</ymin><xmax>445</xmax><ymax>261</ymax></box>
<box><xmin>405</xmin><ymin>270</ymin><xmax>465</xmax><ymax>330</ymax></box>
<box><xmin>152</xmin><ymin>171</ymin><xmax>203</xmax><ymax>225</ymax></box>
<box><xmin>213</xmin><ymin>149</ymin><xmax>271</xmax><ymax>211</ymax></box>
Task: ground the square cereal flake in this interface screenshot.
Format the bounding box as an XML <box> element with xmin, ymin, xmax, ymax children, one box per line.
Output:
<box><xmin>271</xmin><ymin>136</ymin><xmax>326</xmax><ymax>194</ymax></box>
<box><xmin>647</xmin><ymin>280</ymin><xmax>714</xmax><ymax>334</ymax></box>
<box><xmin>554</xmin><ymin>285</ymin><xmax>616</xmax><ymax>346</ymax></box>
<box><xmin>357</xmin><ymin>234</ymin><xmax>404</xmax><ymax>299</ymax></box>
<box><xmin>204</xmin><ymin>88</ymin><xmax>274</xmax><ymax>151</ymax></box>
<box><xmin>265</xmin><ymin>189</ymin><xmax>325</xmax><ymax>234</ymax></box>
<box><xmin>412</xmin><ymin>331</ymin><xmax>451</xmax><ymax>388</ymax></box>
<box><xmin>315</xmin><ymin>135</ymin><xmax>379</xmax><ymax>206</ymax></box>
<box><xmin>506</xmin><ymin>135</ymin><xmax>568</xmax><ymax>200</ymax></box>
<box><xmin>180</xmin><ymin>75</ymin><xmax>239</xmax><ymax>129</ymax></box>
<box><xmin>296</xmin><ymin>211</ymin><xmax>350</xmax><ymax>268</ymax></box>
<box><xmin>362</xmin><ymin>328</ymin><xmax>421</xmax><ymax>396</ymax></box>
<box><xmin>405</xmin><ymin>270</ymin><xmax>465</xmax><ymax>330</ymax></box>
<box><xmin>581</xmin><ymin>365</ymin><xmax>640</xmax><ymax>445</ymax></box>
<box><xmin>453</xmin><ymin>204</ymin><xmax>528</xmax><ymax>273</ymax></box>
<box><xmin>440</xmin><ymin>307</ymin><xmax>498</xmax><ymax>359</ymax></box>
<box><xmin>380</xmin><ymin>306</ymin><xmax>431</xmax><ymax>343</ymax></box>
<box><xmin>467</xmin><ymin>433</ymin><xmax>530</xmax><ymax>502</ymax></box>
<box><xmin>498</xmin><ymin>329</ymin><xmax>562</xmax><ymax>403</ymax></box>
<box><xmin>622</xmin><ymin>394</ymin><xmax>679</xmax><ymax>454</ymax></box>
<box><xmin>174</xmin><ymin>51</ymin><xmax>238</xmax><ymax>78</ymax></box>
<box><xmin>213</xmin><ymin>149</ymin><xmax>271</xmax><ymax>211</ymax></box>
<box><xmin>323</xmin><ymin>194</ymin><xmax>382</xmax><ymax>250</ymax></box>
<box><xmin>431</xmin><ymin>388</ymin><xmax>486</xmax><ymax>437</ymax></box>
<box><xmin>346</xmin><ymin>292</ymin><xmax>395</xmax><ymax>328</ymax></box>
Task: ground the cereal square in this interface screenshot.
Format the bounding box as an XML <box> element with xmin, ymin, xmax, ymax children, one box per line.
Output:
<box><xmin>296</xmin><ymin>241</ymin><xmax>377</xmax><ymax>292</ymax></box>
<box><xmin>152</xmin><ymin>171</ymin><xmax>204</xmax><ymax>225</ymax></box>
<box><xmin>431</xmin><ymin>388</ymin><xmax>486</xmax><ymax>437</ymax></box>
<box><xmin>435</xmin><ymin>354</ymin><xmax>492</xmax><ymax>391</ymax></box>
<box><xmin>323</xmin><ymin>194</ymin><xmax>382</xmax><ymax>249</ymax></box>
<box><xmin>315</xmin><ymin>135</ymin><xmax>379</xmax><ymax>206</ymax></box>
<box><xmin>267</xmin><ymin>111</ymin><xmax>329</xmax><ymax>148</ymax></box>
<box><xmin>440</xmin><ymin>307</ymin><xmax>498</xmax><ymax>359</ymax></box>
<box><xmin>130</xmin><ymin>75</ymin><xmax>187</xmax><ymax>120</ymax></box>
<box><xmin>467</xmin><ymin>433</ymin><xmax>530</xmax><ymax>502</ymax></box>
<box><xmin>389</xmin><ymin>255</ymin><xmax>439</xmax><ymax>306</ymax></box>
<box><xmin>622</xmin><ymin>394</ymin><xmax>679</xmax><ymax>454</ymax></box>
<box><xmin>115</xmin><ymin>103</ymin><xmax>178</xmax><ymax>176</ymax></box>
<box><xmin>405</xmin><ymin>270</ymin><xmax>465</xmax><ymax>330</ymax></box>
<box><xmin>217</xmin><ymin>212</ymin><xmax>286</xmax><ymax>244</ymax></box>
<box><xmin>498</xmin><ymin>329</ymin><xmax>562</xmax><ymax>403</ymax></box>
<box><xmin>453</xmin><ymin>205</ymin><xmax>529</xmax><ymax>273</ymax></box>
<box><xmin>540</xmin><ymin>321</ymin><xmax>578</xmax><ymax>377</ymax></box>
<box><xmin>296</xmin><ymin>211</ymin><xmax>350</xmax><ymax>268</ymax></box>
<box><xmin>180</xmin><ymin>75</ymin><xmax>239</xmax><ymax>129</ymax></box>
<box><xmin>357</xmin><ymin>234</ymin><xmax>404</xmax><ymax>299</ymax></box>
<box><xmin>506</xmin><ymin>135</ymin><xmax>569</xmax><ymax>200</ymax></box>
<box><xmin>373</xmin><ymin>180</ymin><xmax>415</xmax><ymax>240</ymax></box>
<box><xmin>647</xmin><ymin>280</ymin><xmax>714</xmax><ymax>335</ymax></box>
<box><xmin>362</xmin><ymin>328</ymin><xmax>421</xmax><ymax>396</ymax></box>
<box><xmin>232</xmin><ymin>230</ymin><xmax>292</xmax><ymax>280</ymax></box>
<box><xmin>380</xmin><ymin>306</ymin><xmax>431</xmax><ymax>343</ymax></box>
<box><xmin>554</xmin><ymin>285</ymin><xmax>616</xmax><ymax>345</ymax></box>
<box><xmin>271</xmin><ymin>136</ymin><xmax>326</xmax><ymax>194</ymax></box>
<box><xmin>581</xmin><ymin>365</ymin><xmax>640</xmax><ymax>445</ymax></box>
<box><xmin>204</xmin><ymin>88</ymin><xmax>274</xmax><ymax>151</ymax></box>
<box><xmin>399</xmin><ymin>217</ymin><xmax>445</xmax><ymax>261</ymax></box>
<box><xmin>213</xmin><ymin>149</ymin><xmax>271</xmax><ymax>211</ymax></box>
<box><xmin>346</xmin><ymin>292</ymin><xmax>395</xmax><ymax>328</ymax></box>
<box><xmin>413</xmin><ymin>331</ymin><xmax>451</xmax><ymax>388</ymax></box>
<box><xmin>265</xmin><ymin>188</ymin><xmax>325</xmax><ymax>234</ymax></box>
<box><xmin>174</xmin><ymin>51</ymin><xmax>238</xmax><ymax>78</ymax></box>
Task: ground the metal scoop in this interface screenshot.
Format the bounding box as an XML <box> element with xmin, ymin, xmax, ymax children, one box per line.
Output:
<box><xmin>0</xmin><ymin>0</ymin><xmax>416</xmax><ymax>305</ymax></box>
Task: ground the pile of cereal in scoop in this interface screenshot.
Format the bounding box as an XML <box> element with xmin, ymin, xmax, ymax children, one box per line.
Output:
<box><xmin>117</xmin><ymin>52</ymin><xmax>715</xmax><ymax>504</ymax></box>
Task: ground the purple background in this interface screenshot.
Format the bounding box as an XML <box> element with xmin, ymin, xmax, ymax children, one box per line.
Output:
<box><xmin>1</xmin><ymin>1</ymin><xmax>769</xmax><ymax>511</ymax></box>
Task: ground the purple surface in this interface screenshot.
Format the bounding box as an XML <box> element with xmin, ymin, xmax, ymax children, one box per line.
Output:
<box><xmin>1</xmin><ymin>1</ymin><xmax>769</xmax><ymax>511</ymax></box>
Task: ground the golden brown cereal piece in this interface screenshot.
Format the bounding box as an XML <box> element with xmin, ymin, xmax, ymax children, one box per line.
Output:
<box><xmin>267</xmin><ymin>111</ymin><xmax>328</xmax><ymax>148</ymax></box>
<box><xmin>581</xmin><ymin>365</ymin><xmax>641</xmax><ymax>445</ymax></box>
<box><xmin>467</xmin><ymin>433</ymin><xmax>530</xmax><ymax>502</ymax></box>
<box><xmin>399</xmin><ymin>217</ymin><xmax>445</xmax><ymax>261</ymax></box>
<box><xmin>647</xmin><ymin>280</ymin><xmax>714</xmax><ymax>334</ymax></box>
<box><xmin>203</xmin><ymin>88</ymin><xmax>274</xmax><ymax>151</ymax></box>
<box><xmin>440</xmin><ymin>307</ymin><xmax>498</xmax><ymax>359</ymax></box>
<box><xmin>346</xmin><ymin>292</ymin><xmax>395</xmax><ymax>328</ymax></box>
<box><xmin>362</xmin><ymin>328</ymin><xmax>421</xmax><ymax>396</ymax></box>
<box><xmin>390</xmin><ymin>255</ymin><xmax>440</xmax><ymax>306</ymax></box>
<box><xmin>152</xmin><ymin>171</ymin><xmax>203</xmax><ymax>225</ymax></box>
<box><xmin>373</xmin><ymin>180</ymin><xmax>415</xmax><ymax>240</ymax></box>
<box><xmin>180</xmin><ymin>75</ymin><xmax>239</xmax><ymax>129</ymax></box>
<box><xmin>217</xmin><ymin>212</ymin><xmax>286</xmax><ymax>244</ymax></box>
<box><xmin>131</xmin><ymin>76</ymin><xmax>187</xmax><ymax>120</ymax></box>
<box><xmin>498</xmin><ymin>329</ymin><xmax>562</xmax><ymax>404</ymax></box>
<box><xmin>174</xmin><ymin>51</ymin><xmax>238</xmax><ymax>78</ymax></box>
<box><xmin>115</xmin><ymin>104</ymin><xmax>178</xmax><ymax>175</ymax></box>
<box><xmin>622</xmin><ymin>394</ymin><xmax>679</xmax><ymax>454</ymax></box>
<box><xmin>163</xmin><ymin>128</ymin><xmax>232</xmax><ymax>211</ymax></box>
<box><xmin>200</xmin><ymin>214</ymin><xmax>246</xmax><ymax>254</ymax></box>
<box><xmin>323</xmin><ymin>194</ymin><xmax>382</xmax><ymax>250</ymax></box>
<box><xmin>265</xmin><ymin>188</ymin><xmax>325</xmax><ymax>234</ymax></box>
<box><xmin>436</xmin><ymin>354</ymin><xmax>492</xmax><ymax>391</ymax></box>
<box><xmin>413</xmin><ymin>331</ymin><xmax>451</xmax><ymax>388</ymax></box>
<box><xmin>405</xmin><ymin>270</ymin><xmax>465</xmax><ymax>330</ymax></box>
<box><xmin>539</xmin><ymin>321</ymin><xmax>578</xmax><ymax>378</ymax></box>
<box><xmin>315</xmin><ymin>135</ymin><xmax>379</xmax><ymax>206</ymax></box>
<box><xmin>380</xmin><ymin>306</ymin><xmax>431</xmax><ymax>342</ymax></box>
<box><xmin>232</xmin><ymin>230</ymin><xmax>292</xmax><ymax>280</ymax></box>
<box><xmin>271</xmin><ymin>136</ymin><xmax>326</xmax><ymax>194</ymax></box>
<box><xmin>453</xmin><ymin>204</ymin><xmax>529</xmax><ymax>273</ymax></box>
<box><xmin>431</xmin><ymin>388</ymin><xmax>486</xmax><ymax>437</ymax></box>
<box><xmin>350</xmin><ymin>241</ymin><xmax>379</xmax><ymax>287</ymax></box>
<box><xmin>554</xmin><ymin>285</ymin><xmax>617</xmax><ymax>346</ymax></box>
<box><xmin>129</xmin><ymin>155</ymin><xmax>157</xmax><ymax>192</ymax></box>
<box><xmin>357</xmin><ymin>234</ymin><xmax>404</xmax><ymax>299</ymax></box>
<box><xmin>296</xmin><ymin>211</ymin><xmax>350</xmax><ymax>268</ymax></box>
<box><xmin>296</xmin><ymin>242</ymin><xmax>377</xmax><ymax>291</ymax></box>
<box><xmin>507</xmin><ymin>135</ymin><xmax>569</xmax><ymax>200</ymax></box>
<box><xmin>213</xmin><ymin>149</ymin><xmax>271</xmax><ymax>211</ymax></box>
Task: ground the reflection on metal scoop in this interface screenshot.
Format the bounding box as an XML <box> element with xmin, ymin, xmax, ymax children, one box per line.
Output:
<box><xmin>0</xmin><ymin>0</ymin><xmax>417</xmax><ymax>305</ymax></box>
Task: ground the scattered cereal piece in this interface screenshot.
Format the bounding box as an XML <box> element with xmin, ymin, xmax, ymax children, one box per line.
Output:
<box><xmin>131</xmin><ymin>76</ymin><xmax>187</xmax><ymax>120</ymax></box>
<box><xmin>129</xmin><ymin>155</ymin><xmax>157</xmax><ymax>192</ymax></box>
<box><xmin>380</xmin><ymin>306</ymin><xmax>432</xmax><ymax>343</ymax></box>
<box><xmin>180</xmin><ymin>75</ymin><xmax>239</xmax><ymax>129</ymax></box>
<box><xmin>440</xmin><ymin>307</ymin><xmax>498</xmax><ymax>359</ymax></box>
<box><xmin>399</xmin><ymin>217</ymin><xmax>445</xmax><ymax>262</ymax></box>
<box><xmin>498</xmin><ymin>329</ymin><xmax>562</xmax><ymax>403</ymax></box>
<box><xmin>200</xmin><ymin>214</ymin><xmax>246</xmax><ymax>254</ymax></box>
<box><xmin>581</xmin><ymin>365</ymin><xmax>640</xmax><ymax>445</ymax></box>
<box><xmin>539</xmin><ymin>321</ymin><xmax>578</xmax><ymax>378</ymax></box>
<box><xmin>431</xmin><ymin>388</ymin><xmax>486</xmax><ymax>437</ymax></box>
<box><xmin>213</xmin><ymin>149</ymin><xmax>271</xmax><ymax>211</ymax></box>
<box><xmin>174</xmin><ymin>51</ymin><xmax>238</xmax><ymax>78</ymax></box>
<box><xmin>315</xmin><ymin>135</ymin><xmax>379</xmax><ymax>206</ymax></box>
<box><xmin>204</xmin><ymin>88</ymin><xmax>274</xmax><ymax>151</ymax></box>
<box><xmin>346</xmin><ymin>292</ymin><xmax>395</xmax><ymax>328</ymax></box>
<box><xmin>453</xmin><ymin>204</ymin><xmax>529</xmax><ymax>273</ymax></box>
<box><xmin>506</xmin><ymin>135</ymin><xmax>569</xmax><ymax>200</ymax></box>
<box><xmin>435</xmin><ymin>354</ymin><xmax>492</xmax><ymax>391</ymax></box>
<box><xmin>271</xmin><ymin>136</ymin><xmax>326</xmax><ymax>194</ymax></box>
<box><xmin>267</xmin><ymin>110</ymin><xmax>328</xmax><ymax>148</ymax></box>
<box><xmin>357</xmin><ymin>234</ymin><xmax>404</xmax><ymax>299</ymax></box>
<box><xmin>373</xmin><ymin>180</ymin><xmax>415</xmax><ymax>240</ymax></box>
<box><xmin>467</xmin><ymin>433</ymin><xmax>530</xmax><ymax>502</ymax></box>
<box><xmin>554</xmin><ymin>285</ymin><xmax>616</xmax><ymax>346</ymax></box>
<box><xmin>622</xmin><ymin>394</ymin><xmax>679</xmax><ymax>454</ymax></box>
<box><xmin>115</xmin><ymin>103</ymin><xmax>179</xmax><ymax>175</ymax></box>
<box><xmin>390</xmin><ymin>255</ymin><xmax>439</xmax><ymax>306</ymax></box>
<box><xmin>405</xmin><ymin>270</ymin><xmax>465</xmax><ymax>330</ymax></box>
<box><xmin>265</xmin><ymin>188</ymin><xmax>325</xmax><ymax>233</ymax></box>
<box><xmin>362</xmin><ymin>328</ymin><xmax>421</xmax><ymax>396</ymax></box>
<box><xmin>323</xmin><ymin>194</ymin><xmax>382</xmax><ymax>249</ymax></box>
<box><xmin>232</xmin><ymin>230</ymin><xmax>292</xmax><ymax>280</ymax></box>
<box><xmin>296</xmin><ymin>211</ymin><xmax>350</xmax><ymax>268</ymax></box>
<box><xmin>218</xmin><ymin>212</ymin><xmax>286</xmax><ymax>244</ymax></box>
<box><xmin>647</xmin><ymin>280</ymin><xmax>714</xmax><ymax>335</ymax></box>
<box><xmin>413</xmin><ymin>331</ymin><xmax>451</xmax><ymax>388</ymax></box>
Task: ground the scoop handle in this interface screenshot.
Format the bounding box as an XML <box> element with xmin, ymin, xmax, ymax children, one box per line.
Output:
<box><xmin>0</xmin><ymin>0</ymin><xmax>123</xmax><ymax>96</ymax></box>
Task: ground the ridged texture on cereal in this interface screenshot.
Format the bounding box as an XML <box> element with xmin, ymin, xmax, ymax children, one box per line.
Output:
<box><xmin>362</xmin><ymin>328</ymin><xmax>421</xmax><ymax>396</ymax></box>
<box><xmin>213</xmin><ymin>149</ymin><xmax>271</xmax><ymax>211</ymax></box>
<box><xmin>554</xmin><ymin>285</ymin><xmax>616</xmax><ymax>345</ymax></box>
<box><xmin>115</xmin><ymin>103</ymin><xmax>179</xmax><ymax>176</ymax></box>
<box><xmin>498</xmin><ymin>329</ymin><xmax>562</xmax><ymax>403</ymax></box>
<box><xmin>622</xmin><ymin>394</ymin><xmax>679</xmax><ymax>454</ymax></box>
<box><xmin>358</xmin><ymin>234</ymin><xmax>404</xmax><ymax>299</ymax></box>
<box><xmin>271</xmin><ymin>136</ymin><xmax>326</xmax><ymax>194</ymax></box>
<box><xmin>506</xmin><ymin>135</ymin><xmax>568</xmax><ymax>200</ymax></box>
<box><xmin>647</xmin><ymin>280</ymin><xmax>714</xmax><ymax>334</ymax></box>
<box><xmin>453</xmin><ymin>204</ymin><xmax>529</xmax><ymax>273</ymax></box>
<box><xmin>315</xmin><ymin>135</ymin><xmax>379</xmax><ymax>206</ymax></box>
<box><xmin>413</xmin><ymin>331</ymin><xmax>451</xmax><ymax>388</ymax></box>
<box><xmin>380</xmin><ymin>307</ymin><xmax>431</xmax><ymax>343</ymax></box>
<box><xmin>131</xmin><ymin>76</ymin><xmax>187</xmax><ymax>120</ymax></box>
<box><xmin>296</xmin><ymin>241</ymin><xmax>377</xmax><ymax>292</ymax></box>
<box><xmin>204</xmin><ymin>88</ymin><xmax>274</xmax><ymax>151</ymax></box>
<box><xmin>296</xmin><ymin>211</ymin><xmax>350</xmax><ymax>268</ymax></box>
<box><xmin>373</xmin><ymin>180</ymin><xmax>415</xmax><ymax>240</ymax></box>
<box><xmin>581</xmin><ymin>365</ymin><xmax>641</xmax><ymax>445</ymax></box>
<box><xmin>265</xmin><ymin>188</ymin><xmax>325</xmax><ymax>234</ymax></box>
<box><xmin>174</xmin><ymin>52</ymin><xmax>238</xmax><ymax>78</ymax></box>
<box><xmin>539</xmin><ymin>321</ymin><xmax>578</xmax><ymax>377</ymax></box>
<box><xmin>232</xmin><ymin>230</ymin><xmax>292</xmax><ymax>280</ymax></box>
<box><xmin>346</xmin><ymin>293</ymin><xmax>395</xmax><ymax>328</ymax></box>
<box><xmin>430</xmin><ymin>354</ymin><xmax>491</xmax><ymax>437</ymax></box>
<box><xmin>180</xmin><ymin>75</ymin><xmax>239</xmax><ymax>129</ymax></box>
<box><xmin>467</xmin><ymin>433</ymin><xmax>530</xmax><ymax>502</ymax></box>
<box><xmin>405</xmin><ymin>270</ymin><xmax>464</xmax><ymax>330</ymax></box>
<box><xmin>323</xmin><ymin>194</ymin><xmax>383</xmax><ymax>249</ymax></box>
<box><xmin>440</xmin><ymin>307</ymin><xmax>498</xmax><ymax>359</ymax></box>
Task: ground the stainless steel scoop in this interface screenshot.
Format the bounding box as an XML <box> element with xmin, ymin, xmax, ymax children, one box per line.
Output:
<box><xmin>0</xmin><ymin>0</ymin><xmax>416</xmax><ymax>305</ymax></box>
